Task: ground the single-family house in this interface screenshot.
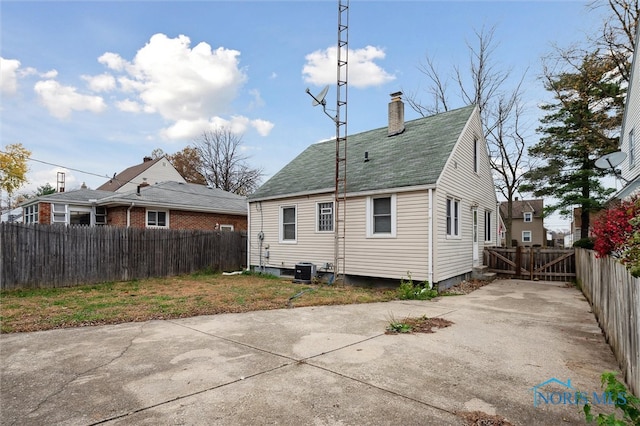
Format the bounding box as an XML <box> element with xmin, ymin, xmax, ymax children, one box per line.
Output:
<box><xmin>97</xmin><ymin>155</ymin><xmax>186</xmax><ymax>193</ymax></box>
<box><xmin>615</xmin><ymin>29</ymin><xmax>640</xmax><ymax>200</ymax></box>
<box><xmin>247</xmin><ymin>93</ymin><xmax>498</xmax><ymax>288</ymax></box>
<box><xmin>20</xmin><ymin>181</ymin><xmax>247</xmax><ymax>231</ymax></box>
<box><xmin>499</xmin><ymin>198</ymin><xmax>545</xmax><ymax>247</ymax></box>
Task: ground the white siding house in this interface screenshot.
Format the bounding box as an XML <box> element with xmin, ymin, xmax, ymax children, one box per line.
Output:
<box><xmin>97</xmin><ymin>155</ymin><xmax>186</xmax><ymax>193</ymax></box>
<box><xmin>616</xmin><ymin>29</ymin><xmax>640</xmax><ymax>200</ymax></box>
<box><xmin>248</xmin><ymin>93</ymin><xmax>497</xmax><ymax>288</ymax></box>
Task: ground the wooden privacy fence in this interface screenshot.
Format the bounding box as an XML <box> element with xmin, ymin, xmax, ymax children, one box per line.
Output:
<box><xmin>0</xmin><ymin>223</ymin><xmax>247</xmax><ymax>290</ymax></box>
<box><xmin>484</xmin><ymin>247</ymin><xmax>576</xmax><ymax>282</ymax></box>
<box><xmin>575</xmin><ymin>248</ymin><xmax>639</xmax><ymax>397</ymax></box>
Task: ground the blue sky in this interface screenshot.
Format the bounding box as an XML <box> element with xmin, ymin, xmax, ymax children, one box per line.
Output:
<box><xmin>1</xmin><ymin>1</ymin><xmax>611</xmax><ymax>229</ymax></box>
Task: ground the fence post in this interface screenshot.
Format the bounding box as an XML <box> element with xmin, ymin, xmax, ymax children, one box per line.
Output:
<box><xmin>515</xmin><ymin>246</ymin><xmax>522</xmax><ymax>279</ymax></box>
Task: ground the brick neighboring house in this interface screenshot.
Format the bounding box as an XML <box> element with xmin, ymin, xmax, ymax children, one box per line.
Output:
<box><xmin>97</xmin><ymin>155</ymin><xmax>186</xmax><ymax>193</ymax></box>
<box><xmin>20</xmin><ymin>181</ymin><xmax>247</xmax><ymax>231</ymax></box>
<box><xmin>499</xmin><ymin>198</ymin><xmax>545</xmax><ymax>247</ymax></box>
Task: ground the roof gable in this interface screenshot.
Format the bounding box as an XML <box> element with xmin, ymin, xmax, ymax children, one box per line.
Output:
<box><xmin>96</xmin><ymin>156</ymin><xmax>184</xmax><ymax>191</ymax></box>
<box><xmin>249</xmin><ymin>105</ymin><xmax>476</xmax><ymax>200</ymax></box>
<box><xmin>500</xmin><ymin>199</ymin><xmax>544</xmax><ymax>218</ymax></box>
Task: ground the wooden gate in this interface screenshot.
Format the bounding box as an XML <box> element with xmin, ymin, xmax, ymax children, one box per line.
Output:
<box><xmin>483</xmin><ymin>247</ymin><xmax>576</xmax><ymax>282</ymax></box>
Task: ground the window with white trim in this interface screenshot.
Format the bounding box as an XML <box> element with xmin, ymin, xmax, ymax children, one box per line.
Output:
<box><xmin>147</xmin><ymin>210</ymin><xmax>168</xmax><ymax>228</ymax></box>
<box><xmin>367</xmin><ymin>195</ymin><xmax>396</xmax><ymax>237</ymax></box>
<box><xmin>95</xmin><ymin>206</ymin><xmax>107</xmax><ymax>225</ymax></box>
<box><xmin>317</xmin><ymin>202</ymin><xmax>334</xmax><ymax>232</ymax></box>
<box><xmin>220</xmin><ymin>224</ymin><xmax>234</xmax><ymax>231</ymax></box>
<box><xmin>484</xmin><ymin>210</ymin><xmax>492</xmax><ymax>242</ymax></box>
<box><xmin>280</xmin><ymin>206</ymin><xmax>297</xmax><ymax>242</ymax></box>
<box><xmin>630</xmin><ymin>128</ymin><xmax>635</xmax><ymax>168</ymax></box>
<box><xmin>473</xmin><ymin>138</ymin><xmax>479</xmax><ymax>173</ymax></box>
<box><xmin>446</xmin><ymin>197</ymin><xmax>460</xmax><ymax>237</ymax></box>
<box><xmin>24</xmin><ymin>204</ymin><xmax>39</xmax><ymax>223</ymax></box>
<box><xmin>524</xmin><ymin>212</ymin><xmax>533</xmax><ymax>222</ymax></box>
<box><xmin>52</xmin><ymin>203</ymin><xmax>68</xmax><ymax>224</ymax></box>
<box><xmin>522</xmin><ymin>231</ymin><xmax>532</xmax><ymax>243</ymax></box>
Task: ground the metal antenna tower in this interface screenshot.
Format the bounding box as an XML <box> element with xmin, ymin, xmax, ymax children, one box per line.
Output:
<box><xmin>306</xmin><ymin>0</ymin><xmax>349</xmax><ymax>284</ymax></box>
<box><xmin>334</xmin><ymin>0</ymin><xmax>348</xmax><ymax>284</ymax></box>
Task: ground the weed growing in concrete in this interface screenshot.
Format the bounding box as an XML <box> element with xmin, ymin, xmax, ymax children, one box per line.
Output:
<box><xmin>583</xmin><ymin>371</ymin><xmax>640</xmax><ymax>425</ymax></box>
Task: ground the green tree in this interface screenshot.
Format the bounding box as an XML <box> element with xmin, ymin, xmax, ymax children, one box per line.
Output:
<box><xmin>36</xmin><ymin>183</ymin><xmax>56</xmax><ymax>196</ymax></box>
<box><xmin>521</xmin><ymin>50</ymin><xmax>625</xmax><ymax>239</ymax></box>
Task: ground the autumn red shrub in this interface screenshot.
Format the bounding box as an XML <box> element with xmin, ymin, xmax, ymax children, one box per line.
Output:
<box><xmin>591</xmin><ymin>196</ymin><xmax>640</xmax><ymax>259</ymax></box>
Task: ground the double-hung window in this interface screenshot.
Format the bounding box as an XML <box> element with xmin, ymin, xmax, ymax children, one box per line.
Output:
<box><xmin>446</xmin><ymin>197</ymin><xmax>460</xmax><ymax>237</ymax></box>
<box><xmin>147</xmin><ymin>210</ymin><xmax>168</xmax><ymax>228</ymax></box>
<box><xmin>317</xmin><ymin>202</ymin><xmax>333</xmax><ymax>232</ymax></box>
<box><xmin>524</xmin><ymin>212</ymin><xmax>533</xmax><ymax>222</ymax></box>
<box><xmin>522</xmin><ymin>231</ymin><xmax>532</xmax><ymax>243</ymax></box>
<box><xmin>52</xmin><ymin>203</ymin><xmax>68</xmax><ymax>224</ymax></box>
<box><xmin>280</xmin><ymin>206</ymin><xmax>297</xmax><ymax>242</ymax></box>
<box><xmin>367</xmin><ymin>195</ymin><xmax>396</xmax><ymax>238</ymax></box>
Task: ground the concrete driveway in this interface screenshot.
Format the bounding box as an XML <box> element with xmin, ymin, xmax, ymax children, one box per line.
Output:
<box><xmin>1</xmin><ymin>279</ymin><xmax>621</xmax><ymax>425</ymax></box>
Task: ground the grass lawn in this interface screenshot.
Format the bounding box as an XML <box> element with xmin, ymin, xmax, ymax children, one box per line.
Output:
<box><xmin>0</xmin><ymin>272</ymin><xmax>398</xmax><ymax>333</ymax></box>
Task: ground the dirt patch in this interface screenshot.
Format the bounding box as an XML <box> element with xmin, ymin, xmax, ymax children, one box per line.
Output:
<box><xmin>457</xmin><ymin>411</ymin><xmax>514</xmax><ymax>426</ymax></box>
<box><xmin>385</xmin><ymin>315</ymin><xmax>454</xmax><ymax>334</ymax></box>
<box><xmin>440</xmin><ymin>279</ymin><xmax>492</xmax><ymax>295</ymax></box>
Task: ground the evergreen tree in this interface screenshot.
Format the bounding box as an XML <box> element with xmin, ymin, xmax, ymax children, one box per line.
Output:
<box><xmin>521</xmin><ymin>51</ymin><xmax>625</xmax><ymax>239</ymax></box>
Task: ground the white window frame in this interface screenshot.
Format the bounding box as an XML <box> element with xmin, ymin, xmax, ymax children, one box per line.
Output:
<box><xmin>524</xmin><ymin>212</ymin><xmax>533</xmax><ymax>222</ymax></box>
<box><xmin>446</xmin><ymin>197</ymin><xmax>460</xmax><ymax>238</ymax></box>
<box><xmin>630</xmin><ymin>128</ymin><xmax>635</xmax><ymax>168</ymax></box>
<box><xmin>95</xmin><ymin>206</ymin><xmax>107</xmax><ymax>226</ymax></box>
<box><xmin>52</xmin><ymin>203</ymin><xmax>68</xmax><ymax>224</ymax></box>
<box><xmin>484</xmin><ymin>210</ymin><xmax>492</xmax><ymax>242</ymax></box>
<box><xmin>316</xmin><ymin>201</ymin><xmax>334</xmax><ymax>233</ymax></box>
<box><xmin>279</xmin><ymin>205</ymin><xmax>297</xmax><ymax>243</ymax></box>
<box><xmin>219</xmin><ymin>224</ymin><xmax>234</xmax><ymax>231</ymax></box>
<box><xmin>146</xmin><ymin>209</ymin><xmax>169</xmax><ymax>228</ymax></box>
<box><xmin>366</xmin><ymin>194</ymin><xmax>396</xmax><ymax>238</ymax></box>
<box><xmin>69</xmin><ymin>206</ymin><xmax>92</xmax><ymax>226</ymax></box>
<box><xmin>473</xmin><ymin>138</ymin><xmax>479</xmax><ymax>174</ymax></box>
<box><xmin>522</xmin><ymin>230</ymin><xmax>532</xmax><ymax>243</ymax></box>
<box><xmin>24</xmin><ymin>204</ymin><xmax>39</xmax><ymax>223</ymax></box>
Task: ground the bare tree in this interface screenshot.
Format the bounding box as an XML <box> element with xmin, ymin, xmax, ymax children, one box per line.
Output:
<box><xmin>193</xmin><ymin>128</ymin><xmax>263</xmax><ymax>196</ymax></box>
<box><xmin>589</xmin><ymin>0</ymin><xmax>638</xmax><ymax>84</ymax></box>
<box><xmin>407</xmin><ymin>25</ymin><xmax>530</xmax><ymax>246</ymax></box>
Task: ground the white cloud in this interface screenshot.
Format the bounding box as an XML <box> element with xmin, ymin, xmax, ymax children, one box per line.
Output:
<box><xmin>41</xmin><ymin>69</ymin><xmax>58</xmax><ymax>79</ymax></box>
<box><xmin>0</xmin><ymin>57</ymin><xmax>21</xmax><ymax>95</ymax></box>
<box><xmin>303</xmin><ymin>45</ymin><xmax>395</xmax><ymax>88</ymax></box>
<box><xmin>100</xmin><ymin>33</ymin><xmax>248</xmax><ymax>126</ymax></box>
<box><xmin>251</xmin><ymin>119</ymin><xmax>274</xmax><ymax>136</ymax></box>
<box><xmin>248</xmin><ymin>88</ymin><xmax>265</xmax><ymax>110</ymax></box>
<box><xmin>116</xmin><ymin>98</ymin><xmax>143</xmax><ymax>113</ymax></box>
<box><xmin>82</xmin><ymin>73</ymin><xmax>116</xmax><ymax>92</ymax></box>
<box><xmin>34</xmin><ymin>80</ymin><xmax>107</xmax><ymax>119</ymax></box>
<box><xmin>98</xmin><ymin>52</ymin><xmax>127</xmax><ymax>71</ymax></box>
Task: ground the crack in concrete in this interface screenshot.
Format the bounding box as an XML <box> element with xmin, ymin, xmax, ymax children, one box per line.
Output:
<box><xmin>20</xmin><ymin>323</ymin><xmax>146</xmax><ymax>424</ymax></box>
<box><xmin>86</xmin><ymin>319</ymin><xmax>457</xmax><ymax>424</ymax></box>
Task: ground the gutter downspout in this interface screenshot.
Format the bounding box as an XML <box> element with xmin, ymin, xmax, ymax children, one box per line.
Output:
<box><xmin>127</xmin><ymin>203</ymin><xmax>135</xmax><ymax>228</ymax></box>
<box><xmin>428</xmin><ymin>188</ymin><xmax>434</xmax><ymax>285</ymax></box>
<box><xmin>247</xmin><ymin>200</ymin><xmax>251</xmax><ymax>271</ymax></box>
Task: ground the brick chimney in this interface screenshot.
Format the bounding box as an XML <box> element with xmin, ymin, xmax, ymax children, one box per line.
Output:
<box><xmin>388</xmin><ymin>91</ymin><xmax>405</xmax><ymax>136</ymax></box>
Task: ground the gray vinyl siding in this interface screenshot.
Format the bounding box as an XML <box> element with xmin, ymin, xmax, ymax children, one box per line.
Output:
<box><xmin>620</xmin><ymin>30</ymin><xmax>640</xmax><ymax>182</ymax></box>
<box><xmin>433</xmin><ymin>111</ymin><xmax>497</xmax><ymax>283</ymax></box>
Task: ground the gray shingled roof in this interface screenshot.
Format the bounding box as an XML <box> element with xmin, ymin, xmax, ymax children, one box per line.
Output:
<box><xmin>20</xmin><ymin>188</ymin><xmax>116</xmax><ymax>206</ymax></box>
<box><xmin>499</xmin><ymin>199</ymin><xmax>544</xmax><ymax>218</ymax></box>
<box><xmin>101</xmin><ymin>181</ymin><xmax>247</xmax><ymax>215</ymax></box>
<box><xmin>249</xmin><ymin>105</ymin><xmax>476</xmax><ymax>201</ymax></box>
<box><xmin>22</xmin><ymin>182</ymin><xmax>247</xmax><ymax>215</ymax></box>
